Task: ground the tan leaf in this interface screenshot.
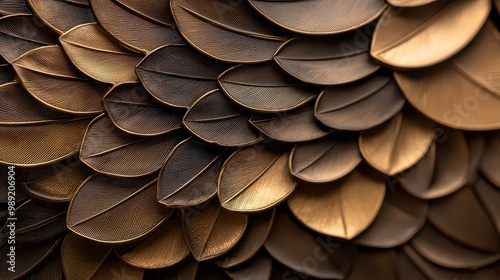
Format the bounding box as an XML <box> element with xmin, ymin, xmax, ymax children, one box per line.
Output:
<box><xmin>28</xmin><ymin>0</ymin><xmax>95</xmax><ymax>34</ymax></box>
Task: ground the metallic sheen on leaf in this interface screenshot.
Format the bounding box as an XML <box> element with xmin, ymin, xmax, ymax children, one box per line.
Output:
<box><xmin>28</xmin><ymin>0</ymin><xmax>95</xmax><ymax>34</ymax></box>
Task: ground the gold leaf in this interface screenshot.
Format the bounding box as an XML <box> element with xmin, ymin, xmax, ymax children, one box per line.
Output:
<box><xmin>359</xmin><ymin>109</ymin><xmax>435</xmax><ymax>176</ymax></box>
<box><xmin>171</xmin><ymin>0</ymin><xmax>288</xmax><ymax>63</ymax></box>
<box><xmin>287</xmin><ymin>169</ymin><xmax>386</xmax><ymax>239</ymax></box>
<box><xmin>394</xmin><ymin>23</ymin><xmax>500</xmax><ymax>130</ymax></box>
<box><xmin>13</xmin><ymin>45</ymin><xmax>108</xmax><ymax>115</ymax></box>
<box><xmin>387</xmin><ymin>0</ymin><xmax>437</xmax><ymax>7</ymax></box>
<box><xmin>182</xmin><ymin>198</ymin><xmax>248</xmax><ymax>261</ymax></box>
<box><xmin>67</xmin><ymin>174</ymin><xmax>173</xmax><ymax>243</ymax></box>
<box><xmin>59</xmin><ymin>23</ymin><xmax>143</xmax><ymax>84</ymax></box>
<box><xmin>219</xmin><ymin>146</ymin><xmax>296</xmax><ymax>212</ymax></box>
<box><xmin>28</xmin><ymin>0</ymin><xmax>95</xmax><ymax>34</ymax></box>
<box><xmin>480</xmin><ymin>132</ymin><xmax>500</xmax><ymax>187</ymax></box>
<box><xmin>371</xmin><ymin>0</ymin><xmax>490</xmax><ymax>68</ymax></box>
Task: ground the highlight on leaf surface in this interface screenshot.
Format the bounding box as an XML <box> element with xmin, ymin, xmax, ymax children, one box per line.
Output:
<box><xmin>387</xmin><ymin>0</ymin><xmax>437</xmax><ymax>7</ymax></box>
<box><xmin>170</xmin><ymin>0</ymin><xmax>288</xmax><ymax>63</ymax></box>
<box><xmin>67</xmin><ymin>174</ymin><xmax>173</xmax><ymax>244</ymax></box>
<box><xmin>59</xmin><ymin>23</ymin><xmax>144</xmax><ymax>84</ymax></box>
<box><xmin>371</xmin><ymin>0</ymin><xmax>490</xmax><ymax>69</ymax></box>
<box><xmin>249</xmin><ymin>0</ymin><xmax>387</xmax><ymax>35</ymax></box>
<box><xmin>13</xmin><ymin>45</ymin><xmax>108</xmax><ymax>115</ymax></box>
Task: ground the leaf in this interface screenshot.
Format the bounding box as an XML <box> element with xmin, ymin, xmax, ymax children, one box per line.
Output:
<box><xmin>465</xmin><ymin>133</ymin><xmax>485</xmax><ymax>186</ymax></box>
<box><xmin>59</xmin><ymin>23</ymin><xmax>144</xmax><ymax>84</ymax></box>
<box><xmin>480</xmin><ymin>132</ymin><xmax>500</xmax><ymax>187</ymax></box>
<box><xmin>218</xmin><ymin>63</ymin><xmax>319</xmax><ymax>113</ymax></box>
<box><xmin>264</xmin><ymin>207</ymin><xmax>356</xmax><ymax>279</ymax></box>
<box><xmin>427</xmin><ymin>187</ymin><xmax>500</xmax><ymax>252</ymax></box>
<box><xmin>144</xmin><ymin>256</ymin><xmax>198</xmax><ymax>280</ymax></box>
<box><xmin>371</xmin><ymin>0</ymin><xmax>490</xmax><ymax>68</ymax></box>
<box><xmin>395</xmin><ymin>248</ymin><xmax>431</xmax><ymax>280</ymax></box>
<box><xmin>225</xmin><ymin>252</ymin><xmax>272</xmax><ymax>280</ymax></box>
<box><xmin>288</xmin><ymin>168</ymin><xmax>386</xmax><ymax>239</ymax></box>
<box><xmin>0</xmin><ymin>62</ymin><xmax>15</xmax><ymax>85</ymax></box>
<box><xmin>346</xmin><ymin>249</ymin><xmax>398</xmax><ymax>280</ymax></box>
<box><xmin>0</xmin><ymin>0</ymin><xmax>31</xmax><ymax>15</ymax></box>
<box><xmin>90</xmin><ymin>0</ymin><xmax>182</xmax><ymax>53</ymax></box>
<box><xmin>158</xmin><ymin>137</ymin><xmax>226</xmax><ymax>207</ymax></box>
<box><xmin>354</xmin><ymin>187</ymin><xmax>428</xmax><ymax>248</ymax></box>
<box><xmin>182</xmin><ymin>198</ymin><xmax>248</xmax><ymax>261</ymax></box>
<box><xmin>103</xmin><ymin>83</ymin><xmax>183</xmax><ymax>136</ymax></box>
<box><xmin>25</xmin><ymin>249</ymin><xmax>63</xmax><ymax>280</ymax></box>
<box><xmin>0</xmin><ymin>15</ymin><xmax>58</xmax><ymax>63</ymax></box>
<box><xmin>170</xmin><ymin>0</ymin><xmax>288</xmax><ymax>63</ymax></box>
<box><xmin>136</xmin><ymin>45</ymin><xmax>229</xmax><ymax>108</ymax></box>
<box><xmin>80</xmin><ymin>114</ymin><xmax>186</xmax><ymax>177</ymax></box>
<box><xmin>21</xmin><ymin>155</ymin><xmax>93</xmax><ymax>203</ymax></box>
<box><xmin>116</xmin><ymin>217</ymin><xmax>190</xmax><ymax>269</ymax></box>
<box><xmin>250</xmin><ymin>107</ymin><xmax>331</xmax><ymax>143</ymax></box>
<box><xmin>249</xmin><ymin>0</ymin><xmax>387</xmax><ymax>35</ymax></box>
<box><xmin>475</xmin><ymin>177</ymin><xmax>500</xmax><ymax>234</ymax></box>
<box><xmin>212</xmin><ymin>209</ymin><xmax>274</xmax><ymax>269</ymax></box>
<box><xmin>0</xmin><ymin>82</ymin><xmax>91</xmax><ymax>167</ymax></box>
<box><xmin>399</xmin><ymin>128</ymin><xmax>469</xmax><ymax>199</ymax></box>
<box><xmin>28</xmin><ymin>0</ymin><xmax>95</xmax><ymax>34</ymax></box>
<box><xmin>183</xmin><ymin>89</ymin><xmax>264</xmax><ymax>147</ymax></box>
<box><xmin>219</xmin><ymin>146</ymin><xmax>296</xmax><ymax>212</ymax></box>
<box><xmin>411</xmin><ymin>224</ymin><xmax>500</xmax><ymax>269</ymax></box>
<box><xmin>359</xmin><ymin>109</ymin><xmax>435</xmax><ymax>176</ymax></box>
<box><xmin>387</xmin><ymin>0</ymin><xmax>437</xmax><ymax>7</ymax></box>
<box><xmin>315</xmin><ymin>73</ymin><xmax>406</xmax><ymax>131</ymax></box>
<box><xmin>67</xmin><ymin>174</ymin><xmax>173</xmax><ymax>243</ymax></box>
<box><xmin>274</xmin><ymin>31</ymin><xmax>380</xmax><ymax>85</ymax></box>
<box><xmin>289</xmin><ymin>133</ymin><xmax>361</xmax><ymax>183</ymax></box>
<box><xmin>115</xmin><ymin>0</ymin><xmax>175</xmax><ymax>26</ymax></box>
<box><xmin>394</xmin><ymin>22</ymin><xmax>500</xmax><ymax>130</ymax></box>
<box><xmin>13</xmin><ymin>45</ymin><xmax>108</xmax><ymax>115</ymax></box>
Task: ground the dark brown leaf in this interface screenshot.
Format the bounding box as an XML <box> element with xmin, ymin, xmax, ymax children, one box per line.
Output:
<box><xmin>183</xmin><ymin>89</ymin><xmax>264</xmax><ymax>147</ymax></box>
<box><xmin>475</xmin><ymin>177</ymin><xmax>500</xmax><ymax>235</ymax></box>
<box><xmin>480</xmin><ymin>132</ymin><xmax>500</xmax><ymax>187</ymax></box>
<box><xmin>103</xmin><ymin>83</ymin><xmax>183</xmax><ymax>136</ymax></box>
<box><xmin>115</xmin><ymin>0</ymin><xmax>174</xmax><ymax>26</ymax></box>
<box><xmin>466</xmin><ymin>133</ymin><xmax>485</xmax><ymax>186</ymax></box>
<box><xmin>225</xmin><ymin>252</ymin><xmax>272</xmax><ymax>280</ymax></box>
<box><xmin>0</xmin><ymin>165</ymin><xmax>29</xmax><ymax>203</ymax></box>
<box><xmin>25</xmin><ymin>249</ymin><xmax>63</xmax><ymax>280</ymax></box>
<box><xmin>218</xmin><ymin>63</ymin><xmax>319</xmax><ymax>113</ymax></box>
<box><xmin>158</xmin><ymin>137</ymin><xmax>225</xmax><ymax>207</ymax></box>
<box><xmin>0</xmin><ymin>0</ymin><xmax>31</xmax><ymax>15</ymax></box>
<box><xmin>347</xmin><ymin>249</ymin><xmax>398</xmax><ymax>280</ymax></box>
<box><xmin>0</xmin><ymin>62</ymin><xmax>15</xmax><ymax>85</ymax></box>
<box><xmin>315</xmin><ymin>73</ymin><xmax>405</xmax><ymax>131</ymax></box>
<box><xmin>67</xmin><ymin>174</ymin><xmax>173</xmax><ymax>243</ymax></box>
<box><xmin>144</xmin><ymin>255</ymin><xmax>199</xmax><ymax>280</ymax></box>
<box><xmin>395</xmin><ymin>249</ymin><xmax>428</xmax><ymax>280</ymax></box>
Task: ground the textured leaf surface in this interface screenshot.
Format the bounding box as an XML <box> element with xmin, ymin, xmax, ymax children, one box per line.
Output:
<box><xmin>171</xmin><ymin>0</ymin><xmax>288</xmax><ymax>63</ymax></box>
<box><xmin>136</xmin><ymin>45</ymin><xmax>229</xmax><ymax>108</ymax></box>
<box><xmin>219</xmin><ymin>147</ymin><xmax>296</xmax><ymax>212</ymax></box>
<box><xmin>315</xmin><ymin>73</ymin><xmax>405</xmax><ymax>130</ymax></box>
<box><xmin>80</xmin><ymin>114</ymin><xmax>186</xmax><ymax>177</ymax></box>
<box><xmin>116</xmin><ymin>0</ymin><xmax>174</xmax><ymax>26</ymax></box>
<box><xmin>60</xmin><ymin>23</ymin><xmax>143</xmax><ymax>84</ymax></box>
<box><xmin>13</xmin><ymin>45</ymin><xmax>108</xmax><ymax>115</ymax></box>
<box><xmin>0</xmin><ymin>0</ymin><xmax>30</xmax><ymax>15</ymax></box>
<box><xmin>183</xmin><ymin>89</ymin><xmax>263</xmax><ymax>147</ymax></box>
<box><xmin>67</xmin><ymin>174</ymin><xmax>173</xmax><ymax>243</ymax></box>
<box><xmin>158</xmin><ymin>137</ymin><xmax>225</xmax><ymax>207</ymax></box>
<box><xmin>372</xmin><ymin>0</ymin><xmax>490</xmax><ymax>68</ymax></box>
<box><xmin>28</xmin><ymin>0</ymin><xmax>95</xmax><ymax>34</ymax></box>
<box><xmin>288</xmin><ymin>169</ymin><xmax>385</xmax><ymax>239</ymax></box>
<box><xmin>25</xmin><ymin>249</ymin><xmax>63</xmax><ymax>280</ymax></box>
<box><xmin>218</xmin><ymin>63</ymin><xmax>319</xmax><ymax>113</ymax></box>
<box><xmin>480</xmin><ymin>132</ymin><xmax>500</xmax><ymax>187</ymax></box>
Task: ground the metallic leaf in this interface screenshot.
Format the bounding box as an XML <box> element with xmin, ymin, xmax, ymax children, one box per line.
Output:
<box><xmin>475</xmin><ymin>177</ymin><xmax>500</xmax><ymax>234</ymax></box>
<box><xmin>115</xmin><ymin>0</ymin><xmax>174</xmax><ymax>26</ymax></box>
<box><xmin>59</xmin><ymin>23</ymin><xmax>143</xmax><ymax>84</ymax></box>
<box><xmin>0</xmin><ymin>14</ymin><xmax>57</xmax><ymax>63</ymax></box>
<box><xmin>388</xmin><ymin>0</ymin><xmax>437</xmax><ymax>7</ymax></box>
<box><xmin>28</xmin><ymin>0</ymin><xmax>95</xmax><ymax>34</ymax></box>
<box><xmin>158</xmin><ymin>137</ymin><xmax>225</xmax><ymax>207</ymax></box>
<box><xmin>371</xmin><ymin>0</ymin><xmax>490</xmax><ymax>68</ymax></box>
<box><xmin>170</xmin><ymin>0</ymin><xmax>288</xmax><ymax>63</ymax></box>
<box><xmin>80</xmin><ymin>114</ymin><xmax>186</xmax><ymax>177</ymax></box>
<box><xmin>264</xmin><ymin>207</ymin><xmax>356</xmax><ymax>279</ymax></box>
<box><xmin>103</xmin><ymin>83</ymin><xmax>183</xmax><ymax>136</ymax></box>
<box><xmin>289</xmin><ymin>133</ymin><xmax>361</xmax><ymax>183</ymax></box>
<box><xmin>0</xmin><ymin>0</ymin><xmax>30</xmax><ymax>15</ymax></box>
<box><xmin>90</xmin><ymin>0</ymin><xmax>182</xmax><ymax>54</ymax></box>
<box><xmin>250</xmin><ymin>107</ymin><xmax>331</xmax><ymax>143</ymax></box>
<box><xmin>136</xmin><ymin>44</ymin><xmax>229</xmax><ymax>108</ymax></box>
<box><xmin>274</xmin><ymin>31</ymin><xmax>380</xmax><ymax>85</ymax></box>
<box><xmin>219</xmin><ymin>147</ymin><xmax>296</xmax><ymax>212</ymax></box>
<box><xmin>428</xmin><ymin>187</ymin><xmax>500</xmax><ymax>252</ymax></box>
<box><xmin>480</xmin><ymin>132</ymin><xmax>500</xmax><ymax>187</ymax></box>
<box><xmin>0</xmin><ymin>82</ymin><xmax>91</xmax><ymax>167</ymax></box>
<box><xmin>249</xmin><ymin>0</ymin><xmax>386</xmax><ymax>35</ymax></box>
<box><xmin>117</xmin><ymin>217</ymin><xmax>190</xmax><ymax>269</ymax></box>
<box><xmin>347</xmin><ymin>249</ymin><xmax>398</xmax><ymax>280</ymax></box>
<box><xmin>218</xmin><ymin>63</ymin><xmax>319</xmax><ymax>113</ymax></box>
<box><xmin>13</xmin><ymin>45</ymin><xmax>108</xmax><ymax>115</ymax></box>
<box><xmin>67</xmin><ymin>174</ymin><xmax>173</xmax><ymax>243</ymax></box>
<box><xmin>315</xmin><ymin>72</ymin><xmax>405</xmax><ymax>131</ymax></box>
<box><xmin>21</xmin><ymin>155</ymin><xmax>93</xmax><ymax>203</ymax></box>
<box><xmin>354</xmin><ymin>187</ymin><xmax>428</xmax><ymax>248</ymax></box>
<box><xmin>225</xmin><ymin>251</ymin><xmax>272</xmax><ymax>280</ymax></box>
<box><xmin>399</xmin><ymin>128</ymin><xmax>468</xmax><ymax>199</ymax></box>
<box><xmin>394</xmin><ymin>22</ymin><xmax>500</xmax><ymax>130</ymax></box>
<box><xmin>183</xmin><ymin>89</ymin><xmax>264</xmax><ymax>147</ymax></box>
<box><xmin>411</xmin><ymin>224</ymin><xmax>500</xmax><ymax>269</ymax></box>
<box><xmin>182</xmin><ymin>198</ymin><xmax>248</xmax><ymax>261</ymax></box>
<box><xmin>359</xmin><ymin>109</ymin><xmax>435</xmax><ymax>176</ymax></box>
<box><xmin>288</xmin><ymin>168</ymin><xmax>386</xmax><ymax>239</ymax></box>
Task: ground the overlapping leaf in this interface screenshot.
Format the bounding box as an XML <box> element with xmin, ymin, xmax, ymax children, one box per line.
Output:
<box><xmin>475</xmin><ymin>178</ymin><xmax>500</xmax><ymax>234</ymax></box>
<box><xmin>0</xmin><ymin>61</ymin><xmax>14</xmax><ymax>84</ymax></box>
<box><xmin>25</xmin><ymin>249</ymin><xmax>63</xmax><ymax>280</ymax></box>
<box><xmin>347</xmin><ymin>249</ymin><xmax>398</xmax><ymax>280</ymax></box>
<box><xmin>226</xmin><ymin>252</ymin><xmax>272</xmax><ymax>280</ymax></box>
<box><xmin>388</xmin><ymin>0</ymin><xmax>437</xmax><ymax>7</ymax></box>
<box><xmin>28</xmin><ymin>0</ymin><xmax>95</xmax><ymax>34</ymax></box>
<box><xmin>480</xmin><ymin>132</ymin><xmax>500</xmax><ymax>187</ymax></box>
<box><xmin>115</xmin><ymin>0</ymin><xmax>174</xmax><ymax>26</ymax></box>
<box><xmin>0</xmin><ymin>0</ymin><xmax>31</xmax><ymax>15</ymax></box>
